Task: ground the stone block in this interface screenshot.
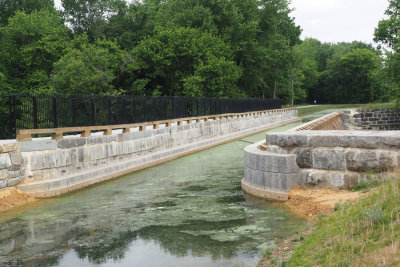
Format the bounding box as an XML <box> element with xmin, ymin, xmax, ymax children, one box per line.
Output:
<box><xmin>7</xmin><ymin>177</ymin><xmax>22</xmax><ymax>187</ymax></box>
<box><xmin>313</xmin><ymin>149</ymin><xmax>345</xmax><ymax>170</ymax></box>
<box><xmin>244</xmin><ymin>167</ymin><xmax>265</xmax><ymax>189</ymax></box>
<box><xmin>0</xmin><ymin>180</ymin><xmax>7</xmax><ymax>189</ymax></box>
<box><xmin>278</xmin><ymin>134</ymin><xmax>307</xmax><ymax>147</ymax></box>
<box><xmin>299</xmin><ymin>171</ymin><xmax>323</xmax><ymax>188</ymax></box>
<box><xmin>330</xmin><ymin>172</ymin><xmax>345</xmax><ymax>188</ymax></box>
<box><xmin>346</xmin><ymin>150</ymin><xmax>395</xmax><ymax>172</ymax></box>
<box><xmin>244</xmin><ymin>145</ymin><xmax>298</xmax><ymax>174</ymax></box>
<box><xmin>0</xmin><ymin>169</ymin><xmax>8</xmax><ymax>180</ymax></box>
<box><xmin>308</xmin><ymin>135</ymin><xmax>340</xmax><ymax>147</ymax></box>
<box><xmin>9</xmin><ymin>152</ymin><xmax>23</xmax><ymax>166</ymax></box>
<box><xmin>20</xmin><ymin>140</ymin><xmax>57</xmax><ymax>152</ymax></box>
<box><xmin>339</xmin><ymin>135</ymin><xmax>382</xmax><ymax>149</ymax></box>
<box><xmin>1</xmin><ymin>143</ymin><xmax>19</xmax><ymax>153</ymax></box>
<box><xmin>57</xmin><ymin>138</ymin><xmax>87</xmax><ymax>149</ymax></box>
<box><xmin>8</xmin><ymin>166</ymin><xmax>20</xmax><ymax>171</ymax></box>
<box><xmin>294</xmin><ymin>148</ymin><xmax>313</xmax><ymax>168</ymax></box>
<box><xmin>344</xmin><ymin>173</ymin><xmax>360</xmax><ymax>188</ymax></box>
<box><xmin>265</xmin><ymin>134</ymin><xmax>279</xmax><ymax>145</ymax></box>
<box><xmin>30</xmin><ymin>151</ymin><xmax>57</xmax><ymax>170</ymax></box>
<box><xmin>0</xmin><ymin>154</ymin><xmax>12</xmax><ymax>169</ymax></box>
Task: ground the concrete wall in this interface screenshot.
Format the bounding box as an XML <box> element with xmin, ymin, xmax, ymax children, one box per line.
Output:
<box><xmin>0</xmin><ymin>109</ymin><xmax>299</xmax><ymax>197</ymax></box>
<box><xmin>349</xmin><ymin>109</ymin><xmax>400</xmax><ymax>130</ymax></box>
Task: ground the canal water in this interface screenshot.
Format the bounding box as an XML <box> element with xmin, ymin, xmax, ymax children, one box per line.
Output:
<box><xmin>0</xmin><ymin>110</ymin><xmax>342</xmax><ymax>267</ymax></box>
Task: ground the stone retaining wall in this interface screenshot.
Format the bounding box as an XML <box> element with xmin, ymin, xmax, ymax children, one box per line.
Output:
<box><xmin>243</xmin><ymin>129</ymin><xmax>400</xmax><ymax>201</ymax></box>
<box><xmin>349</xmin><ymin>108</ymin><xmax>400</xmax><ymax>130</ymax></box>
<box><xmin>0</xmin><ymin>109</ymin><xmax>299</xmax><ymax>197</ymax></box>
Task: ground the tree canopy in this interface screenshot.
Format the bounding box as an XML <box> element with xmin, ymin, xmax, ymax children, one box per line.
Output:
<box><xmin>0</xmin><ymin>0</ymin><xmax>397</xmax><ymax>105</ymax></box>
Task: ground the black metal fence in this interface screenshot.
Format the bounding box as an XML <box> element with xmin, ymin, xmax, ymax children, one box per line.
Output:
<box><xmin>0</xmin><ymin>94</ymin><xmax>281</xmax><ymax>139</ymax></box>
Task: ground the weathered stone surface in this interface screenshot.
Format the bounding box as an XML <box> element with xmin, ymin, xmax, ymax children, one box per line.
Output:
<box><xmin>278</xmin><ymin>134</ymin><xmax>307</xmax><ymax>147</ymax></box>
<box><xmin>244</xmin><ymin>145</ymin><xmax>298</xmax><ymax>174</ymax></box>
<box><xmin>1</xmin><ymin>143</ymin><xmax>19</xmax><ymax>153</ymax></box>
<box><xmin>0</xmin><ymin>154</ymin><xmax>12</xmax><ymax>169</ymax></box>
<box><xmin>344</xmin><ymin>173</ymin><xmax>359</xmax><ymax>188</ymax></box>
<box><xmin>57</xmin><ymin>138</ymin><xmax>86</xmax><ymax>149</ymax></box>
<box><xmin>308</xmin><ymin>135</ymin><xmax>341</xmax><ymax>147</ymax></box>
<box><xmin>330</xmin><ymin>172</ymin><xmax>345</xmax><ymax>188</ymax></box>
<box><xmin>340</xmin><ymin>135</ymin><xmax>383</xmax><ymax>149</ymax></box>
<box><xmin>0</xmin><ymin>169</ymin><xmax>8</xmax><ymax>180</ymax></box>
<box><xmin>9</xmin><ymin>152</ymin><xmax>23</xmax><ymax>166</ymax></box>
<box><xmin>294</xmin><ymin>148</ymin><xmax>312</xmax><ymax>168</ymax></box>
<box><xmin>299</xmin><ymin>171</ymin><xmax>329</xmax><ymax>188</ymax></box>
<box><xmin>265</xmin><ymin>134</ymin><xmax>279</xmax><ymax>146</ymax></box>
<box><xmin>7</xmin><ymin>177</ymin><xmax>22</xmax><ymax>187</ymax></box>
<box><xmin>20</xmin><ymin>140</ymin><xmax>57</xmax><ymax>152</ymax></box>
<box><xmin>346</xmin><ymin>150</ymin><xmax>395</xmax><ymax>172</ymax></box>
<box><xmin>313</xmin><ymin>149</ymin><xmax>345</xmax><ymax>170</ymax></box>
<box><xmin>8</xmin><ymin>166</ymin><xmax>20</xmax><ymax>171</ymax></box>
<box><xmin>265</xmin><ymin>145</ymin><xmax>288</xmax><ymax>154</ymax></box>
<box><xmin>0</xmin><ymin>180</ymin><xmax>7</xmax><ymax>189</ymax></box>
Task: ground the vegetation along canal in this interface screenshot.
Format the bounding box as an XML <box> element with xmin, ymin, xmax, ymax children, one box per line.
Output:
<box><xmin>0</xmin><ymin>110</ymin><xmax>342</xmax><ymax>266</ymax></box>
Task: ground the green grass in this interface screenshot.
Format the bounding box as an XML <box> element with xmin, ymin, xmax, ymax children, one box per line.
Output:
<box><xmin>285</xmin><ymin>177</ymin><xmax>400</xmax><ymax>266</ymax></box>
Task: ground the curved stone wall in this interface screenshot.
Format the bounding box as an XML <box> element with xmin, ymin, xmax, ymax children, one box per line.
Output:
<box><xmin>242</xmin><ymin>113</ymin><xmax>400</xmax><ymax>201</ymax></box>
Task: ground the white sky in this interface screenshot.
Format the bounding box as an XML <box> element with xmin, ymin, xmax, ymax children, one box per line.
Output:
<box><xmin>55</xmin><ymin>0</ymin><xmax>389</xmax><ymax>44</ymax></box>
<box><xmin>290</xmin><ymin>0</ymin><xmax>389</xmax><ymax>44</ymax></box>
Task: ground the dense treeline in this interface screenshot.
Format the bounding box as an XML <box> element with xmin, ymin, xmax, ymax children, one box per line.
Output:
<box><xmin>0</xmin><ymin>0</ymin><xmax>399</xmax><ymax>104</ymax></box>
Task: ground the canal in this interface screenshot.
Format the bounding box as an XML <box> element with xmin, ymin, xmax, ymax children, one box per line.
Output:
<box><xmin>0</xmin><ymin>109</ymin><xmax>342</xmax><ymax>266</ymax></box>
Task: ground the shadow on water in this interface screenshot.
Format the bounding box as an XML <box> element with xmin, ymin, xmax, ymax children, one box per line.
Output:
<box><xmin>0</xmin><ymin>120</ymin><xmax>330</xmax><ymax>266</ymax></box>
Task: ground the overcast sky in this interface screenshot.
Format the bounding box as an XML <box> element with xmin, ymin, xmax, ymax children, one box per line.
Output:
<box><xmin>290</xmin><ymin>0</ymin><xmax>389</xmax><ymax>44</ymax></box>
<box><xmin>55</xmin><ymin>0</ymin><xmax>389</xmax><ymax>44</ymax></box>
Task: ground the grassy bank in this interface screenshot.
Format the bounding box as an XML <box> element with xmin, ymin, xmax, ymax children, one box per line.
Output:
<box><xmin>275</xmin><ymin>178</ymin><xmax>400</xmax><ymax>266</ymax></box>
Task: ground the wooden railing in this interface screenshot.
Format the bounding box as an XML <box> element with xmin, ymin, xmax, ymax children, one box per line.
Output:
<box><xmin>16</xmin><ymin>108</ymin><xmax>297</xmax><ymax>142</ymax></box>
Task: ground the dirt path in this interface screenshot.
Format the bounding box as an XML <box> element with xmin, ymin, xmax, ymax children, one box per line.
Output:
<box><xmin>0</xmin><ymin>189</ymin><xmax>36</xmax><ymax>212</ymax></box>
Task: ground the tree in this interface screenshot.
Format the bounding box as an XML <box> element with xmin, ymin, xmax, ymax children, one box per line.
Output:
<box><xmin>0</xmin><ymin>9</ymin><xmax>70</xmax><ymax>93</ymax></box>
<box><xmin>99</xmin><ymin>0</ymin><xmax>158</xmax><ymax>50</ymax></box>
<box><xmin>374</xmin><ymin>0</ymin><xmax>400</xmax><ymax>49</ymax></box>
<box><xmin>132</xmin><ymin>27</ymin><xmax>242</xmax><ymax>97</ymax></box>
<box><xmin>151</xmin><ymin>0</ymin><xmax>300</xmax><ymax>98</ymax></box>
<box><xmin>61</xmin><ymin>0</ymin><xmax>124</xmax><ymax>41</ymax></box>
<box><xmin>374</xmin><ymin>0</ymin><xmax>400</xmax><ymax>102</ymax></box>
<box><xmin>340</xmin><ymin>49</ymin><xmax>382</xmax><ymax>103</ymax></box>
<box><xmin>0</xmin><ymin>0</ymin><xmax>54</xmax><ymax>26</ymax></box>
<box><xmin>51</xmin><ymin>35</ymin><xmax>124</xmax><ymax>94</ymax></box>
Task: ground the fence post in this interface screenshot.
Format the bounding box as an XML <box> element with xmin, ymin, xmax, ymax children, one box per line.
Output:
<box><xmin>9</xmin><ymin>95</ymin><xmax>15</xmax><ymax>138</ymax></box>
<box><xmin>91</xmin><ymin>93</ymin><xmax>95</xmax><ymax>126</ymax></box>
<box><xmin>107</xmin><ymin>97</ymin><xmax>112</xmax><ymax>125</ymax></box>
<box><xmin>72</xmin><ymin>96</ymin><xmax>77</xmax><ymax>127</ymax></box>
<box><xmin>121</xmin><ymin>96</ymin><xmax>127</xmax><ymax>123</ymax></box>
<box><xmin>33</xmin><ymin>95</ymin><xmax>38</xmax><ymax>129</ymax></box>
<box><xmin>53</xmin><ymin>92</ymin><xmax>58</xmax><ymax>128</ymax></box>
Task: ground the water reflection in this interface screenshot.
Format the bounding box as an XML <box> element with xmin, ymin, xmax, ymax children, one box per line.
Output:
<box><xmin>0</xmin><ymin>124</ymin><xmax>307</xmax><ymax>266</ymax></box>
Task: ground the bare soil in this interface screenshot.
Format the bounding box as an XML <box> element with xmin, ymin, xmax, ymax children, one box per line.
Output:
<box><xmin>284</xmin><ymin>187</ymin><xmax>367</xmax><ymax>218</ymax></box>
<box><xmin>259</xmin><ymin>187</ymin><xmax>369</xmax><ymax>266</ymax></box>
<box><xmin>0</xmin><ymin>189</ymin><xmax>36</xmax><ymax>212</ymax></box>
